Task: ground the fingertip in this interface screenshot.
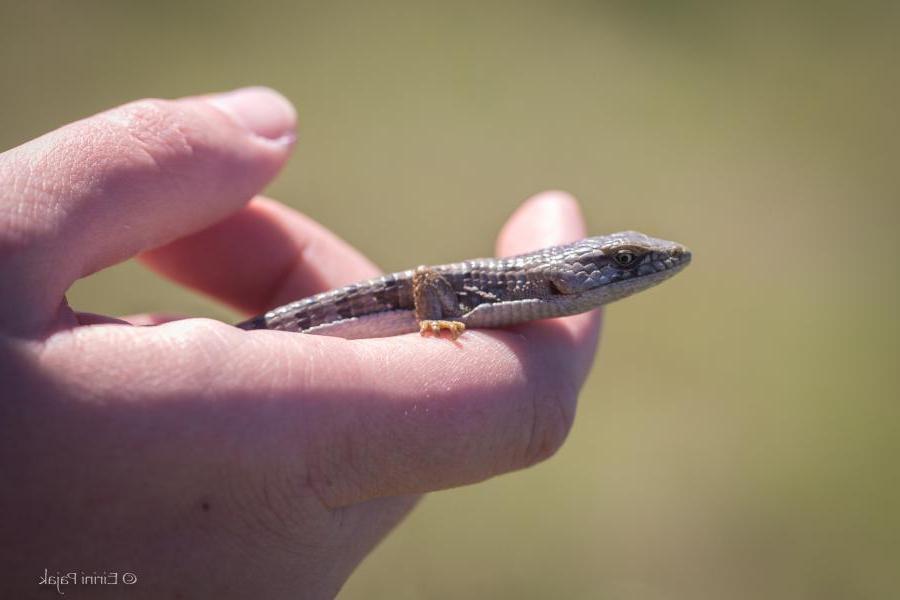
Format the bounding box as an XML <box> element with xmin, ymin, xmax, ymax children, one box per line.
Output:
<box><xmin>523</xmin><ymin>189</ymin><xmax>579</xmax><ymax>212</ymax></box>
<box><xmin>203</xmin><ymin>86</ymin><xmax>297</xmax><ymax>143</ymax></box>
<box><xmin>496</xmin><ymin>190</ymin><xmax>587</xmax><ymax>256</ymax></box>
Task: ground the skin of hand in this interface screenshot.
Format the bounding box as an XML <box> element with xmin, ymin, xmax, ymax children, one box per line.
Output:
<box><xmin>0</xmin><ymin>88</ymin><xmax>602</xmax><ymax>598</ymax></box>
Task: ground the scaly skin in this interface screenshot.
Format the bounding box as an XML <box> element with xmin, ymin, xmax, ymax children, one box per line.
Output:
<box><xmin>236</xmin><ymin>231</ymin><xmax>691</xmax><ymax>339</ymax></box>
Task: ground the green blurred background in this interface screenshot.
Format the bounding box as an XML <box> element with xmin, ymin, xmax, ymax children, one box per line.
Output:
<box><xmin>3</xmin><ymin>1</ymin><xmax>898</xmax><ymax>598</ymax></box>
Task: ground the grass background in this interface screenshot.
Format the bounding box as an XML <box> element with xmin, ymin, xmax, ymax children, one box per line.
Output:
<box><xmin>2</xmin><ymin>1</ymin><xmax>898</xmax><ymax>597</ymax></box>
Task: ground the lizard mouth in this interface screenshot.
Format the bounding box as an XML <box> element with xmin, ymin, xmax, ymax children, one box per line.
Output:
<box><xmin>614</xmin><ymin>253</ymin><xmax>690</xmax><ymax>288</ymax></box>
<box><xmin>635</xmin><ymin>245</ymin><xmax>691</xmax><ymax>276</ymax></box>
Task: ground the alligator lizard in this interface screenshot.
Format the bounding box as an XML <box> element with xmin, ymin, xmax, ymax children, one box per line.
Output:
<box><xmin>236</xmin><ymin>231</ymin><xmax>691</xmax><ymax>339</ymax></box>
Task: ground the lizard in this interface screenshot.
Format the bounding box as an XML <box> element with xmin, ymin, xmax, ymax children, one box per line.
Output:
<box><xmin>236</xmin><ymin>231</ymin><xmax>691</xmax><ymax>340</ymax></box>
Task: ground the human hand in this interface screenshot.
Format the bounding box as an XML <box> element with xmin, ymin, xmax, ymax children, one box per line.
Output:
<box><xmin>0</xmin><ymin>88</ymin><xmax>601</xmax><ymax>598</ymax></box>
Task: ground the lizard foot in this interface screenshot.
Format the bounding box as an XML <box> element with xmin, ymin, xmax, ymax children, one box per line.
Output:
<box><xmin>418</xmin><ymin>320</ymin><xmax>466</xmax><ymax>340</ymax></box>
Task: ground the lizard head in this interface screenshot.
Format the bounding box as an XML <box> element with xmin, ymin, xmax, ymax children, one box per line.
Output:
<box><xmin>546</xmin><ymin>231</ymin><xmax>691</xmax><ymax>304</ymax></box>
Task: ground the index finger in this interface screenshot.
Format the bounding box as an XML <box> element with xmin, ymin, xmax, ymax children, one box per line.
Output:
<box><xmin>0</xmin><ymin>88</ymin><xmax>295</xmax><ymax>337</ymax></box>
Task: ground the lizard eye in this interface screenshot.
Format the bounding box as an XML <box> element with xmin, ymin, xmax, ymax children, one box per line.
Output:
<box><xmin>613</xmin><ymin>249</ymin><xmax>638</xmax><ymax>267</ymax></box>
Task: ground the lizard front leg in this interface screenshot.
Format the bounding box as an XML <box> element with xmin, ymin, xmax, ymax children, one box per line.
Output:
<box><xmin>412</xmin><ymin>266</ymin><xmax>466</xmax><ymax>339</ymax></box>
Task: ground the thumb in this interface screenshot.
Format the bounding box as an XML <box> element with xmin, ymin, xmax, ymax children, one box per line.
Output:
<box><xmin>0</xmin><ymin>87</ymin><xmax>295</xmax><ymax>336</ymax></box>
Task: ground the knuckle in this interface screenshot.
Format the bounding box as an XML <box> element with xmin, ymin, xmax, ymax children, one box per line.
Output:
<box><xmin>0</xmin><ymin>98</ymin><xmax>204</xmax><ymax>252</ymax></box>
<box><xmin>210</xmin><ymin>465</ymin><xmax>332</xmax><ymax>560</ymax></box>
<box><xmin>0</xmin><ymin>153</ymin><xmax>49</xmax><ymax>253</ymax></box>
<box><xmin>519</xmin><ymin>377</ymin><xmax>579</xmax><ymax>468</ymax></box>
<box><xmin>302</xmin><ymin>426</ymin><xmax>371</xmax><ymax>509</ymax></box>
<box><xmin>98</xmin><ymin>98</ymin><xmax>201</xmax><ymax>168</ymax></box>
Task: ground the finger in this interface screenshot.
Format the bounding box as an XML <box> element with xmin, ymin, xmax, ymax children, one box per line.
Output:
<box><xmin>0</xmin><ymin>87</ymin><xmax>296</xmax><ymax>336</ymax></box>
<box><xmin>40</xmin><ymin>192</ymin><xmax>602</xmax><ymax>509</ymax></box>
<box><xmin>139</xmin><ymin>197</ymin><xmax>380</xmax><ymax>314</ymax></box>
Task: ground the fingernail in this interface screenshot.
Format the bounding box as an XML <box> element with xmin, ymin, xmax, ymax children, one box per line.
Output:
<box><xmin>207</xmin><ymin>86</ymin><xmax>296</xmax><ymax>141</ymax></box>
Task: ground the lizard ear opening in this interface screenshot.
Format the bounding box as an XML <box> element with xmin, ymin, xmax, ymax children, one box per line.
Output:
<box><xmin>548</xmin><ymin>280</ymin><xmax>566</xmax><ymax>295</ymax></box>
<box><xmin>547</xmin><ymin>270</ymin><xmax>580</xmax><ymax>294</ymax></box>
